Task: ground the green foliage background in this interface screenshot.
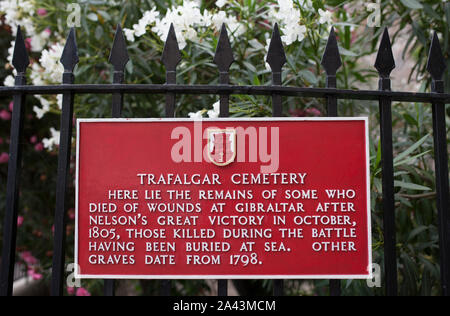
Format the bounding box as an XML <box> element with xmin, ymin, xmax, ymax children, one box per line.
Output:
<box><xmin>0</xmin><ymin>0</ymin><xmax>448</xmax><ymax>296</ymax></box>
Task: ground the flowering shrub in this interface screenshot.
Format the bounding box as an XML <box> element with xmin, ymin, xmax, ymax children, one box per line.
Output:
<box><xmin>1</xmin><ymin>0</ymin><xmax>376</xmax><ymax>132</ymax></box>
<box><xmin>0</xmin><ymin>0</ymin><xmax>447</xmax><ymax>296</ymax></box>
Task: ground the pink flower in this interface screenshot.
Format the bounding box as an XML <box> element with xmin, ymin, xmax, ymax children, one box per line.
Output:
<box><xmin>67</xmin><ymin>287</ymin><xmax>75</xmax><ymax>295</ymax></box>
<box><xmin>289</xmin><ymin>109</ymin><xmax>306</xmax><ymax>117</ymax></box>
<box><xmin>37</xmin><ymin>8</ymin><xmax>48</xmax><ymax>16</ymax></box>
<box><xmin>44</xmin><ymin>28</ymin><xmax>51</xmax><ymax>36</ymax></box>
<box><xmin>0</xmin><ymin>152</ymin><xmax>9</xmax><ymax>164</ymax></box>
<box><xmin>34</xmin><ymin>143</ymin><xmax>44</xmax><ymax>152</ymax></box>
<box><xmin>305</xmin><ymin>107</ymin><xmax>322</xmax><ymax>117</ymax></box>
<box><xmin>27</xmin><ymin>269</ymin><xmax>43</xmax><ymax>281</ymax></box>
<box><xmin>24</xmin><ymin>38</ymin><xmax>32</xmax><ymax>51</ymax></box>
<box><xmin>17</xmin><ymin>216</ymin><xmax>24</xmax><ymax>227</ymax></box>
<box><xmin>30</xmin><ymin>135</ymin><xmax>38</xmax><ymax>144</ymax></box>
<box><xmin>0</xmin><ymin>110</ymin><xmax>11</xmax><ymax>120</ymax></box>
<box><xmin>19</xmin><ymin>251</ymin><xmax>38</xmax><ymax>265</ymax></box>
<box><xmin>9</xmin><ymin>101</ymin><xmax>13</xmax><ymax>112</ymax></box>
<box><xmin>76</xmin><ymin>287</ymin><xmax>91</xmax><ymax>296</ymax></box>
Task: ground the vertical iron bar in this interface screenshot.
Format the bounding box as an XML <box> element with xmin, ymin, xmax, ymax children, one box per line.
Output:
<box><xmin>0</xmin><ymin>27</ymin><xmax>29</xmax><ymax>296</ymax></box>
<box><xmin>321</xmin><ymin>28</ymin><xmax>343</xmax><ymax>296</ymax></box>
<box><xmin>431</xmin><ymin>79</ymin><xmax>450</xmax><ymax>296</ymax></box>
<box><xmin>50</xmin><ymin>71</ymin><xmax>75</xmax><ymax>296</ymax></box>
<box><xmin>379</xmin><ymin>78</ymin><xmax>398</xmax><ymax>296</ymax></box>
<box><xmin>271</xmin><ymin>51</ymin><xmax>284</xmax><ymax>299</ymax></box>
<box><xmin>326</xmin><ymin>76</ymin><xmax>341</xmax><ymax>296</ymax></box>
<box><xmin>165</xmin><ymin>71</ymin><xmax>176</xmax><ymax>118</ymax></box>
<box><xmin>104</xmin><ymin>24</ymin><xmax>130</xmax><ymax>297</ymax></box>
<box><xmin>104</xmin><ymin>280</ymin><xmax>115</xmax><ymax>297</ymax></box>
<box><xmin>266</xmin><ymin>24</ymin><xmax>286</xmax><ymax>296</ymax></box>
<box><xmin>375</xmin><ymin>28</ymin><xmax>398</xmax><ymax>296</ymax></box>
<box><xmin>214</xmin><ymin>23</ymin><xmax>234</xmax><ymax>297</ymax></box>
<box><xmin>427</xmin><ymin>32</ymin><xmax>450</xmax><ymax>296</ymax></box>
<box><xmin>162</xmin><ymin>23</ymin><xmax>181</xmax><ymax>120</ymax></box>
<box><xmin>112</xmin><ymin>71</ymin><xmax>125</xmax><ymax>118</ymax></box>
<box><xmin>103</xmin><ymin>69</ymin><xmax>125</xmax><ymax>297</ymax></box>
<box><xmin>0</xmin><ymin>74</ymin><xmax>27</xmax><ymax>296</ymax></box>
<box><xmin>272</xmin><ymin>73</ymin><xmax>283</xmax><ymax>117</ymax></box>
<box><xmin>160</xmin><ymin>23</ymin><xmax>181</xmax><ymax>297</ymax></box>
<box><xmin>51</xmin><ymin>28</ymin><xmax>78</xmax><ymax>297</ymax></box>
<box><xmin>160</xmin><ymin>66</ymin><xmax>175</xmax><ymax>299</ymax></box>
<box><xmin>217</xmin><ymin>70</ymin><xmax>230</xmax><ymax>297</ymax></box>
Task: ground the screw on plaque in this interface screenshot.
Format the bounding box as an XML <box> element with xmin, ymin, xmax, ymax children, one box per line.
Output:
<box><xmin>60</xmin><ymin>28</ymin><xmax>79</xmax><ymax>73</ymax></box>
<box><xmin>12</xmin><ymin>26</ymin><xmax>30</xmax><ymax>74</ymax></box>
<box><xmin>161</xmin><ymin>23</ymin><xmax>182</xmax><ymax>72</ymax></box>
<box><xmin>266</xmin><ymin>23</ymin><xmax>287</xmax><ymax>75</ymax></box>
<box><xmin>321</xmin><ymin>27</ymin><xmax>342</xmax><ymax>76</ymax></box>
<box><xmin>109</xmin><ymin>24</ymin><xmax>130</xmax><ymax>73</ymax></box>
<box><xmin>213</xmin><ymin>23</ymin><xmax>235</xmax><ymax>73</ymax></box>
<box><xmin>374</xmin><ymin>28</ymin><xmax>396</xmax><ymax>79</ymax></box>
<box><xmin>426</xmin><ymin>32</ymin><xmax>447</xmax><ymax>81</ymax></box>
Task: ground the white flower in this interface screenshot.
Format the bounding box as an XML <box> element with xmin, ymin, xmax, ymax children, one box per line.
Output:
<box><xmin>301</xmin><ymin>0</ymin><xmax>313</xmax><ymax>10</ymax></box>
<box><xmin>318</xmin><ymin>9</ymin><xmax>333</xmax><ymax>25</ymax></box>
<box><xmin>4</xmin><ymin>75</ymin><xmax>15</xmax><ymax>87</ymax></box>
<box><xmin>42</xmin><ymin>127</ymin><xmax>60</xmax><ymax>151</ymax></box>
<box><xmin>57</xmin><ymin>94</ymin><xmax>63</xmax><ymax>110</ymax></box>
<box><xmin>123</xmin><ymin>28</ymin><xmax>136</xmax><ymax>42</ymax></box>
<box><xmin>33</xmin><ymin>105</ymin><xmax>48</xmax><ymax>119</ymax></box>
<box><xmin>216</xmin><ymin>0</ymin><xmax>228</xmax><ymax>8</ymax></box>
<box><xmin>133</xmin><ymin>22</ymin><xmax>147</xmax><ymax>37</ymax></box>
<box><xmin>141</xmin><ymin>8</ymin><xmax>159</xmax><ymax>26</ymax></box>
<box><xmin>281</xmin><ymin>24</ymin><xmax>307</xmax><ymax>45</ymax></box>
<box><xmin>207</xmin><ymin>101</ymin><xmax>220</xmax><ymax>118</ymax></box>
<box><xmin>33</xmin><ymin>96</ymin><xmax>51</xmax><ymax>119</ymax></box>
<box><xmin>188</xmin><ymin>110</ymin><xmax>205</xmax><ymax>119</ymax></box>
<box><xmin>30</xmin><ymin>30</ymin><xmax>50</xmax><ymax>52</ymax></box>
<box><xmin>270</xmin><ymin>1</ymin><xmax>307</xmax><ymax>45</ymax></box>
<box><xmin>39</xmin><ymin>43</ymin><xmax>65</xmax><ymax>83</ymax></box>
<box><xmin>278</xmin><ymin>0</ymin><xmax>294</xmax><ymax>12</ymax></box>
<box><xmin>6</xmin><ymin>40</ymin><xmax>14</xmax><ymax>64</ymax></box>
<box><xmin>211</xmin><ymin>11</ymin><xmax>245</xmax><ymax>38</ymax></box>
<box><xmin>0</xmin><ymin>1</ymin><xmax>36</xmax><ymax>36</ymax></box>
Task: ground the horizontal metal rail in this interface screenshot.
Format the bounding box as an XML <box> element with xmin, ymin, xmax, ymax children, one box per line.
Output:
<box><xmin>0</xmin><ymin>84</ymin><xmax>449</xmax><ymax>103</ymax></box>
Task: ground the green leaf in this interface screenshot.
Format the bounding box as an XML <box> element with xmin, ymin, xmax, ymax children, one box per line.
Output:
<box><xmin>400</xmin><ymin>0</ymin><xmax>423</xmax><ymax>9</ymax></box>
<box><xmin>339</xmin><ymin>47</ymin><xmax>358</xmax><ymax>57</ymax></box>
<box><xmin>403</xmin><ymin>113</ymin><xmax>417</xmax><ymax>126</ymax></box>
<box><xmin>87</xmin><ymin>13</ymin><xmax>99</xmax><ymax>22</ymax></box>
<box><xmin>393</xmin><ymin>134</ymin><xmax>429</xmax><ymax>163</ymax></box>
<box><xmin>97</xmin><ymin>10</ymin><xmax>111</xmax><ymax>21</ymax></box>
<box><xmin>394</xmin><ymin>180</ymin><xmax>431</xmax><ymax>191</ymax></box>
<box><xmin>95</xmin><ymin>25</ymin><xmax>103</xmax><ymax>40</ymax></box>
<box><xmin>422</xmin><ymin>4</ymin><xmax>441</xmax><ymax>21</ymax></box>
<box><xmin>374</xmin><ymin>140</ymin><xmax>382</xmax><ymax>170</ymax></box>
<box><xmin>299</xmin><ymin>70</ymin><xmax>318</xmax><ymax>85</ymax></box>
<box><xmin>407</xmin><ymin>226</ymin><xmax>428</xmax><ymax>241</ymax></box>
<box><xmin>394</xmin><ymin>150</ymin><xmax>432</xmax><ymax>167</ymax></box>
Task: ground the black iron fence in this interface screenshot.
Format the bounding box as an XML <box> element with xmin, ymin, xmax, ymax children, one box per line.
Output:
<box><xmin>0</xmin><ymin>23</ymin><xmax>449</xmax><ymax>297</ymax></box>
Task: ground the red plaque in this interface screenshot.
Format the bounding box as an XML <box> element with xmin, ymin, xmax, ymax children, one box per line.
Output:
<box><xmin>75</xmin><ymin>118</ymin><xmax>372</xmax><ymax>279</ymax></box>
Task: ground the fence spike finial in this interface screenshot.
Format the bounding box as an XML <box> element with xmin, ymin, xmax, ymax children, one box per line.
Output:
<box><xmin>214</xmin><ymin>23</ymin><xmax>235</xmax><ymax>72</ymax></box>
<box><xmin>109</xmin><ymin>24</ymin><xmax>130</xmax><ymax>72</ymax></box>
<box><xmin>60</xmin><ymin>28</ymin><xmax>79</xmax><ymax>73</ymax></box>
<box><xmin>266</xmin><ymin>23</ymin><xmax>287</xmax><ymax>73</ymax></box>
<box><xmin>162</xmin><ymin>23</ymin><xmax>182</xmax><ymax>72</ymax></box>
<box><xmin>375</xmin><ymin>28</ymin><xmax>396</xmax><ymax>78</ymax></box>
<box><xmin>427</xmin><ymin>32</ymin><xmax>446</xmax><ymax>81</ymax></box>
<box><xmin>321</xmin><ymin>27</ymin><xmax>342</xmax><ymax>76</ymax></box>
<box><xmin>12</xmin><ymin>26</ymin><xmax>30</xmax><ymax>73</ymax></box>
